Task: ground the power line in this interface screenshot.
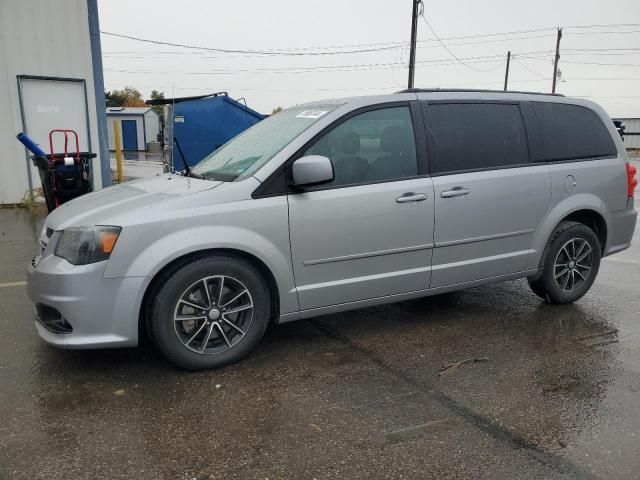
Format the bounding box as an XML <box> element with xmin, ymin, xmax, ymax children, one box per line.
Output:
<box><xmin>105</xmin><ymin>84</ymin><xmax>400</xmax><ymax>93</ymax></box>
<box><xmin>100</xmin><ymin>35</ymin><xmax>561</xmax><ymax>60</ymax></box>
<box><xmin>104</xmin><ymin>52</ymin><xmax>530</xmax><ymax>76</ymax></box>
<box><xmin>514</xmin><ymin>57</ymin><xmax>549</xmax><ymax>79</ymax></box>
<box><xmin>100</xmin><ymin>33</ymin><xmax>557</xmax><ymax>58</ymax></box>
<box><xmin>101</xmin><ymin>23</ymin><xmax>640</xmax><ymax>58</ymax></box>
<box><xmin>519</xmin><ymin>55</ymin><xmax>640</xmax><ymax>67</ymax></box>
<box><xmin>566</xmin><ymin>29</ymin><xmax>640</xmax><ymax>36</ymax></box>
<box><xmin>563</xmin><ymin>48</ymin><xmax>640</xmax><ymax>52</ymax></box>
<box><xmin>564</xmin><ymin>22</ymin><xmax>640</xmax><ymax>30</ymax></box>
<box><xmin>100</xmin><ymin>31</ymin><xmax>405</xmax><ymax>56</ymax></box>
<box><xmin>417</xmin><ymin>7</ymin><xmax>503</xmax><ymax>72</ymax></box>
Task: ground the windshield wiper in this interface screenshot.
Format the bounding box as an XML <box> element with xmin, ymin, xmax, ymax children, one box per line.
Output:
<box><xmin>173</xmin><ymin>136</ymin><xmax>202</xmax><ymax>178</ymax></box>
<box><xmin>184</xmin><ymin>169</ymin><xmax>205</xmax><ymax>179</ymax></box>
<box><xmin>200</xmin><ymin>172</ymin><xmax>237</xmax><ymax>182</ymax></box>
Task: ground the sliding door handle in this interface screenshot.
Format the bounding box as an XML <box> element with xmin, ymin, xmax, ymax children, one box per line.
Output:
<box><xmin>396</xmin><ymin>192</ymin><xmax>429</xmax><ymax>203</ymax></box>
<box><xmin>441</xmin><ymin>187</ymin><xmax>470</xmax><ymax>198</ymax></box>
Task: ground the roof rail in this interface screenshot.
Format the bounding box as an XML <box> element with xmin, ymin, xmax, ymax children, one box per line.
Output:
<box><xmin>395</xmin><ymin>88</ymin><xmax>565</xmax><ymax>97</ymax></box>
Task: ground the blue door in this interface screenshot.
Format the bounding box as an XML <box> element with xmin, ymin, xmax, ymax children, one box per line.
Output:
<box><xmin>121</xmin><ymin>120</ymin><xmax>138</xmax><ymax>151</ymax></box>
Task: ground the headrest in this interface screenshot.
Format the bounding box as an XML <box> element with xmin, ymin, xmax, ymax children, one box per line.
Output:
<box><xmin>380</xmin><ymin>125</ymin><xmax>406</xmax><ymax>154</ymax></box>
<box><xmin>338</xmin><ymin>130</ymin><xmax>361</xmax><ymax>155</ymax></box>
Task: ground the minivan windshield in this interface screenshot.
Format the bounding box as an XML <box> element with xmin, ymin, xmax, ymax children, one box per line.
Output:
<box><xmin>192</xmin><ymin>104</ymin><xmax>342</xmax><ymax>181</ymax></box>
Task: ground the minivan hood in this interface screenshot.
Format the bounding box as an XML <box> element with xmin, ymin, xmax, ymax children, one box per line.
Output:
<box><xmin>46</xmin><ymin>174</ymin><xmax>221</xmax><ymax>230</ymax></box>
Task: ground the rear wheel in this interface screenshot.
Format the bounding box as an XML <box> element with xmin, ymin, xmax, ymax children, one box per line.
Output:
<box><xmin>528</xmin><ymin>221</ymin><xmax>601</xmax><ymax>304</ymax></box>
<box><xmin>148</xmin><ymin>255</ymin><xmax>270</xmax><ymax>370</ymax></box>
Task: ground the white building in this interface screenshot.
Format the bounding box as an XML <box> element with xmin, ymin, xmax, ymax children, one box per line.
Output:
<box><xmin>0</xmin><ymin>0</ymin><xmax>109</xmax><ymax>204</ymax></box>
<box><xmin>106</xmin><ymin>107</ymin><xmax>160</xmax><ymax>151</ymax></box>
<box><xmin>614</xmin><ymin>118</ymin><xmax>640</xmax><ymax>150</ymax></box>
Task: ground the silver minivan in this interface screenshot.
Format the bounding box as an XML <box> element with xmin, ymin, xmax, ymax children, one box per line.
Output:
<box><xmin>27</xmin><ymin>89</ymin><xmax>638</xmax><ymax>369</ymax></box>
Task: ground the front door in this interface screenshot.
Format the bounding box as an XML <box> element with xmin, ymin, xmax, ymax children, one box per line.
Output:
<box><xmin>121</xmin><ymin>120</ymin><xmax>138</xmax><ymax>151</ymax></box>
<box><xmin>287</xmin><ymin>104</ymin><xmax>435</xmax><ymax>310</ymax></box>
<box><xmin>18</xmin><ymin>77</ymin><xmax>91</xmax><ymax>192</ymax></box>
<box><xmin>421</xmin><ymin>101</ymin><xmax>552</xmax><ymax>288</ymax></box>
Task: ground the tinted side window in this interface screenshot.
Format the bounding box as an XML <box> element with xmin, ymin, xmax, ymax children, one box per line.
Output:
<box><xmin>302</xmin><ymin>106</ymin><xmax>417</xmax><ymax>187</ymax></box>
<box><xmin>533</xmin><ymin>102</ymin><xmax>617</xmax><ymax>161</ymax></box>
<box><xmin>428</xmin><ymin>103</ymin><xmax>529</xmax><ymax>174</ymax></box>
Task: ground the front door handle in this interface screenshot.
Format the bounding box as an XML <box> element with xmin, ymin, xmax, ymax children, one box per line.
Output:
<box><xmin>396</xmin><ymin>192</ymin><xmax>429</xmax><ymax>203</ymax></box>
<box><xmin>441</xmin><ymin>187</ymin><xmax>470</xmax><ymax>198</ymax></box>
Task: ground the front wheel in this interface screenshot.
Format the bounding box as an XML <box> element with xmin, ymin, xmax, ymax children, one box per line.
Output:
<box><xmin>528</xmin><ymin>221</ymin><xmax>601</xmax><ymax>304</ymax></box>
<box><xmin>148</xmin><ymin>255</ymin><xmax>271</xmax><ymax>370</ymax></box>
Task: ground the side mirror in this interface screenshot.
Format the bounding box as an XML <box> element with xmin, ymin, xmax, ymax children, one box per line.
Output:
<box><xmin>290</xmin><ymin>155</ymin><xmax>334</xmax><ymax>189</ymax></box>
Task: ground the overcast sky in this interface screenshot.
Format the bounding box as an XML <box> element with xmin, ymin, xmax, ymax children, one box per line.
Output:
<box><xmin>99</xmin><ymin>0</ymin><xmax>640</xmax><ymax>116</ymax></box>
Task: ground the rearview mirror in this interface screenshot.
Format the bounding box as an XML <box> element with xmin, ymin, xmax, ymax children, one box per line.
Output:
<box><xmin>290</xmin><ymin>155</ymin><xmax>334</xmax><ymax>189</ymax></box>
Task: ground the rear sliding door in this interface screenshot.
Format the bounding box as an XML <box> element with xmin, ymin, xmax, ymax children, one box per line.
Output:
<box><xmin>421</xmin><ymin>100</ymin><xmax>552</xmax><ymax>288</ymax></box>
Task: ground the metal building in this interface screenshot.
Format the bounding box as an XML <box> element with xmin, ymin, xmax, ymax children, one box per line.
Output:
<box><xmin>0</xmin><ymin>0</ymin><xmax>109</xmax><ymax>204</ymax></box>
<box><xmin>613</xmin><ymin>118</ymin><xmax>640</xmax><ymax>150</ymax></box>
<box><xmin>106</xmin><ymin>107</ymin><xmax>160</xmax><ymax>151</ymax></box>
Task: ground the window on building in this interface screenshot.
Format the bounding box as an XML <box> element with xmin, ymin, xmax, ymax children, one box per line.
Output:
<box><xmin>427</xmin><ymin>103</ymin><xmax>529</xmax><ymax>174</ymax></box>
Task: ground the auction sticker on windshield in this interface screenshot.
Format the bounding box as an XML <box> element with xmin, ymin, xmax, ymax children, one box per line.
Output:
<box><xmin>296</xmin><ymin>110</ymin><xmax>328</xmax><ymax>119</ymax></box>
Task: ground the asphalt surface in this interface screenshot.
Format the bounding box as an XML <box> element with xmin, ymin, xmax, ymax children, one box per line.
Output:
<box><xmin>1</xmin><ymin>169</ymin><xmax>639</xmax><ymax>479</ymax></box>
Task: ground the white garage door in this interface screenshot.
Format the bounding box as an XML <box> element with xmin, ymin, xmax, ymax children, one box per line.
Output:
<box><xmin>19</xmin><ymin>77</ymin><xmax>91</xmax><ymax>186</ymax></box>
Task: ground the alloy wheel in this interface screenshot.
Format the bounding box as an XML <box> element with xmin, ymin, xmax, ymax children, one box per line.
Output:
<box><xmin>553</xmin><ymin>238</ymin><xmax>593</xmax><ymax>292</ymax></box>
<box><xmin>173</xmin><ymin>275</ymin><xmax>254</xmax><ymax>354</ymax></box>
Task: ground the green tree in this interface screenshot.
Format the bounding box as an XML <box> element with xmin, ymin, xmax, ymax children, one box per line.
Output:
<box><xmin>105</xmin><ymin>87</ymin><xmax>145</xmax><ymax>107</ymax></box>
<box><xmin>149</xmin><ymin>90</ymin><xmax>165</xmax><ymax>116</ymax></box>
<box><xmin>271</xmin><ymin>106</ymin><xmax>283</xmax><ymax>115</ymax></box>
<box><xmin>105</xmin><ymin>90</ymin><xmax>125</xmax><ymax>107</ymax></box>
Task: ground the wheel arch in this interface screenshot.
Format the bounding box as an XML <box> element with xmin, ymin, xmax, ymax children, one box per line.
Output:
<box><xmin>138</xmin><ymin>248</ymin><xmax>282</xmax><ymax>344</ymax></box>
<box><xmin>528</xmin><ymin>195</ymin><xmax>610</xmax><ymax>270</ymax></box>
<box><xmin>560</xmin><ymin>209</ymin><xmax>607</xmax><ymax>253</ymax></box>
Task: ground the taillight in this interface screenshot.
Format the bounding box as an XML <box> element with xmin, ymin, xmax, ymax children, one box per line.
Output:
<box><xmin>627</xmin><ymin>162</ymin><xmax>637</xmax><ymax>198</ymax></box>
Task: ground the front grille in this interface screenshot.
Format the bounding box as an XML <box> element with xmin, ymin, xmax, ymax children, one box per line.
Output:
<box><xmin>35</xmin><ymin>304</ymin><xmax>73</xmax><ymax>334</ymax></box>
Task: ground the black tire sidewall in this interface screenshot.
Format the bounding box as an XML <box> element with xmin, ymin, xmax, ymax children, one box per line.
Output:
<box><xmin>540</xmin><ymin>223</ymin><xmax>601</xmax><ymax>304</ymax></box>
<box><xmin>150</xmin><ymin>256</ymin><xmax>270</xmax><ymax>370</ymax></box>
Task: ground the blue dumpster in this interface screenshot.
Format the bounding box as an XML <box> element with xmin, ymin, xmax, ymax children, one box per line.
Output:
<box><xmin>148</xmin><ymin>92</ymin><xmax>264</xmax><ymax>169</ymax></box>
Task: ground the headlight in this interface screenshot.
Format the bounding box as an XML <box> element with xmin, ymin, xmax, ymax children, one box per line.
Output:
<box><xmin>54</xmin><ymin>226</ymin><xmax>121</xmax><ymax>265</ymax></box>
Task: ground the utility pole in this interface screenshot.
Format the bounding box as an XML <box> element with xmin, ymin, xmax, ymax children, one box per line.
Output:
<box><xmin>503</xmin><ymin>51</ymin><xmax>511</xmax><ymax>91</ymax></box>
<box><xmin>407</xmin><ymin>0</ymin><xmax>420</xmax><ymax>89</ymax></box>
<box><xmin>551</xmin><ymin>28</ymin><xmax>563</xmax><ymax>93</ymax></box>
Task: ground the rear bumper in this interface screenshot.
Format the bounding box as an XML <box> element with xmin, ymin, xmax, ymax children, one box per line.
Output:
<box><xmin>27</xmin><ymin>253</ymin><xmax>147</xmax><ymax>349</ymax></box>
<box><xmin>605</xmin><ymin>207</ymin><xmax>637</xmax><ymax>256</ymax></box>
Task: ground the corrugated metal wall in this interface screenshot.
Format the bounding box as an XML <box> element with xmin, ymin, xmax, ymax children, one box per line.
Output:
<box><xmin>0</xmin><ymin>0</ymin><xmax>102</xmax><ymax>204</ymax></box>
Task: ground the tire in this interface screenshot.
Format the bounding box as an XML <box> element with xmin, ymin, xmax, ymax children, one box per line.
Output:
<box><xmin>527</xmin><ymin>221</ymin><xmax>601</xmax><ymax>304</ymax></box>
<box><xmin>148</xmin><ymin>255</ymin><xmax>270</xmax><ymax>370</ymax></box>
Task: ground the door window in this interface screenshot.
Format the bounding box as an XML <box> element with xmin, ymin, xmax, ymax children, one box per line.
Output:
<box><xmin>532</xmin><ymin>102</ymin><xmax>617</xmax><ymax>161</ymax></box>
<box><xmin>427</xmin><ymin>103</ymin><xmax>529</xmax><ymax>174</ymax></box>
<box><xmin>301</xmin><ymin>106</ymin><xmax>418</xmax><ymax>187</ymax></box>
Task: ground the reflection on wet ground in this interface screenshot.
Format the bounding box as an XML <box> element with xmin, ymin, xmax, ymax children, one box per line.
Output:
<box><xmin>109</xmin><ymin>150</ymin><xmax>164</xmax><ymax>179</ymax></box>
<box><xmin>0</xmin><ymin>202</ymin><xmax>639</xmax><ymax>479</ymax></box>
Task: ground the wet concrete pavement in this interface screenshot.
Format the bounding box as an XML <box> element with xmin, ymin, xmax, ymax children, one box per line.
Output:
<box><xmin>109</xmin><ymin>151</ymin><xmax>164</xmax><ymax>179</ymax></box>
<box><xmin>1</xmin><ymin>192</ymin><xmax>639</xmax><ymax>479</ymax></box>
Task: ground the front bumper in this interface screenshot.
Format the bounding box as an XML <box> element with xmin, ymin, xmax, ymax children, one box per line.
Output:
<box><xmin>27</xmin><ymin>252</ymin><xmax>147</xmax><ymax>349</ymax></box>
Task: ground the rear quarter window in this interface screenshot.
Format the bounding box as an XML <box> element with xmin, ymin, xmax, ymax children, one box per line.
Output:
<box><xmin>533</xmin><ymin>102</ymin><xmax>617</xmax><ymax>161</ymax></box>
